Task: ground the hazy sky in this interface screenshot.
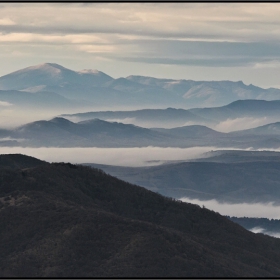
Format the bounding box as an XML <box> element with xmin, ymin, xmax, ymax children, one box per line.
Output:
<box><xmin>1</xmin><ymin>3</ymin><xmax>280</xmax><ymax>88</ymax></box>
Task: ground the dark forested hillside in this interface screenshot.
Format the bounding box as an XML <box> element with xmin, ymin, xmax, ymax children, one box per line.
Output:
<box><xmin>2</xmin><ymin>154</ymin><xmax>280</xmax><ymax>277</ymax></box>
<box><xmin>0</xmin><ymin>153</ymin><xmax>48</xmax><ymax>169</ymax></box>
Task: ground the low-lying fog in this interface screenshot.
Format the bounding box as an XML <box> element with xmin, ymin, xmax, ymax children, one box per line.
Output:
<box><xmin>1</xmin><ymin>146</ymin><xmax>280</xmax><ymax>166</ymax></box>
<box><xmin>0</xmin><ymin>146</ymin><xmax>221</xmax><ymax>166</ymax></box>
<box><xmin>180</xmin><ymin>197</ymin><xmax>280</xmax><ymax>220</ymax></box>
<box><xmin>250</xmin><ymin>227</ymin><xmax>280</xmax><ymax>238</ymax></box>
<box><xmin>180</xmin><ymin>197</ymin><xmax>280</xmax><ymax>238</ymax></box>
<box><xmin>212</xmin><ymin>117</ymin><xmax>274</xmax><ymax>132</ymax></box>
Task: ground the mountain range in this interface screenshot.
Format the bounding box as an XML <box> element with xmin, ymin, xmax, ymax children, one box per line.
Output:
<box><xmin>62</xmin><ymin>99</ymin><xmax>280</xmax><ymax>129</ymax></box>
<box><xmin>2</xmin><ymin>115</ymin><xmax>280</xmax><ymax>149</ymax></box>
<box><xmin>0</xmin><ymin>117</ymin><xmax>178</xmax><ymax>147</ymax></box>
<box><xmin>2</xmin><ymin>63</ymin><xmax>280</xmax><ymax>110</ymax></box>
<box><xmin>2</xmin><ymin>154</ymin><xmax>280</xmax><ymax>277</ymax></box>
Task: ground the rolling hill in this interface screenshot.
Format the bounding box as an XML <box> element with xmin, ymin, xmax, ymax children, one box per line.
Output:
<box><xmin>85</xmin><ymin>150</ymin><xmax>280</xmax><ymax>204</ymax></box>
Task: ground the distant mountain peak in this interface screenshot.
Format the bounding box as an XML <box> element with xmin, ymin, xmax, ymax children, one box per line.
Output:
<box><xmin>41</xmin><ymin>62</ymin><xmax>65</xmax><ymax>68</ymax></box>
<box><xmin>49</xmin><ymin>117</ymin><xmax>73</xmax><ymax>124</ymax></box>
<box><xmin>16</xmin><ymin>63</ymin><xmax>67</xmax><ymax>73</ymax></box>
<box><xmin>78</xmin><ymin>118</ymin><xmax>108</xmax><ymax>125</ymax></box>
<box><xmin>76</xmin><ymin>69</ymin><xmax>113</xmax><ymax>80</ymax></box>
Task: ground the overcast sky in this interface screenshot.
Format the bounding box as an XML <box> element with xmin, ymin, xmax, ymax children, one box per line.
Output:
<box><xmin>1</xmin><ymin>3</ymin><xmax>280</xmax><ymax>88</ymax></box>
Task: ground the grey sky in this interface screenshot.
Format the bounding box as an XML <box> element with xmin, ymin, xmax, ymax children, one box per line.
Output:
<box><xmin>1</xmin><ymin>3</ymin><xmax>280</xmax><ymax>87</ymax></box>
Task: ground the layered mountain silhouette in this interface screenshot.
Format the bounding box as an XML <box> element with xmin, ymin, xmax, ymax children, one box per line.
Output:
<box><xmin>85</xmin><ymin>150</ymin><xmax>280</xmax><ymax>204</ymax></box>
<box><xmin>2</xmin><ymin>154</ymin><xmax>280</xmax><ymax>277</ymax></box>
<box><xmin>153</xmin><ymin>125</ymin><xmax>223</xmax><ymax>138</ymax></box>
<box><xmin>1</xmin><ymin>63</ymin><xmax>280</xmax><ymax>109</ymax></box>
<box><xmin>63</xmin><ymin>99</ymin><xmax>280</xmax><ymax>129</ymax></box>
<box><xmin>5</xmin><ymin>112</ymin><xmax>280</xmax><ymax>149</ymax></box>
<box><xmin>232</xmin><ymin>122</ymin><xmax>280</xmax><ymax>136</ymax></box>
<box><xmin>62</xmin><ymin>107</ymin><xmax>211</xmax><ymax>128</ymax></box>
<box><xmin>2</xmin><ymin>116</ymin><xmax>280</xmax><ymax>148</ymax></box>
<box><xmin>127</xmin><ymin>76</ymin><xmax>280</xmax><ymax>107</ymax></box>
<box><xmin>190</xmin><ymin>99</ymin><xmax>280</xmax><ymax>122</ymax></box>
<box><xmin>0</xmin><ymin>117</ymin><xmax>180</xmax><ymax>147</ymax></box>
<box><xmin>0</xmin><ymin>63</ymin><xmax>180</xmax><ymax>108</ymax></box>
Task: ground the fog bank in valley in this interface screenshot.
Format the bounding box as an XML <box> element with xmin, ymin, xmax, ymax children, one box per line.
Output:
<box><xmin>180</xmin><ymin>197</ymin><xmax>280</xmax><ymax>220</ymax></box>
<box><xmin>213</xmin><ymin>117</ymin><xmax>273</xmax><ymax>132</ymax></box>
<box><xmin>0</xmin><ymin>146</ymin><xmax>219</xmax><ymax>167</ymax></box>
<box><xmin>250</xmin><ymin>227</ymin><xmax>280</xmax><ymax>238</ymax></box>
<box><xmin>1</xmin><ymin>146</ymin><xmax>280</xmax><ymax>166</ymax></box>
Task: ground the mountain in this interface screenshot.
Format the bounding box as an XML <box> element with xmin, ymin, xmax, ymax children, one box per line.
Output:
<box><xmin>0</xmin><ymin>63</ymin><xmax>118</xmax><ymax>108</ymax></box>
<box><xmin>1</xmin><ymin>117</ymin><xmax>184</xmax><ymax>147</ymax></box>
<box><xmin>190</xmin><ymin>99</ymin><xmax>280</xmax><ymax>123</ymax></box>
<box><xmin>152</xmin><ymin>125</ymin><xmax>223</xmax><ymax>138</ymax></box>
<box><xmin>127</xmin><ymin>76</ymin><xmax>280</xmax><ymax>107</ymax></box>
<box><xmin>84</xmin><ymin>150</ymin><xmax>280</xmax><ymax>203</ymax></box>
<box><xmin>226</xmin><ymin>122</ymin><xmax>280</xmax><ymax>149</ymax></box>
<box><xmin>61</xmin><ymin>107</ymin><xmax>213</xmax><ymax>128</ymax></box>
<box><xmin>3</xmin><ymin>116</ymin><xmax>280</xmax><ymax>148</ymax></box>
<box><xmin>0</xmin><ymin>63</ymin><xmax>113</xmax><ymax>91</ymax></box>
<box><xmin>2</xmin><ymin>154</ymin><xmax>280</xmax><ymax>277</ymax></box>
<box><xmin>2</xmin><ymin>63</ymin><xmax>280</xmax><ymax>109</ymax></box>
<box><xmin>0</xmin><ymin>63</ymin><xmax>182</xmax><ymax>107</ymax></box>
<box><xmin>232</xmin><ymin>122</ymin><xmax>280</xmax><ymax>136</ymax></box>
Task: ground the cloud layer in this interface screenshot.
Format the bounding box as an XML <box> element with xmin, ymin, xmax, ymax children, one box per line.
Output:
<box><xmin>1</xmin><ymin>3</ymin><xmax>280</xmax><ymax>87</ymax></box>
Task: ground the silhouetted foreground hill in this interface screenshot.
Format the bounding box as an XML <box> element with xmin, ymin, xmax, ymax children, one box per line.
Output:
<box><xmin>2</xmin><ymin>154</ymin><xmax>280</xmax><ymax>277</ymax></box>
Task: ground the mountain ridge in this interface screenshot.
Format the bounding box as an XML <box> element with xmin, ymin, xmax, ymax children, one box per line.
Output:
<box><xmin>2</xmin><ymin>115</ymin><xmax>280</xmax><ymax>148</ymax></box>
<box><xmin>2</xmin><ymin>63</ymin><xmax>280</xmax><ymax>108</ymax></box>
